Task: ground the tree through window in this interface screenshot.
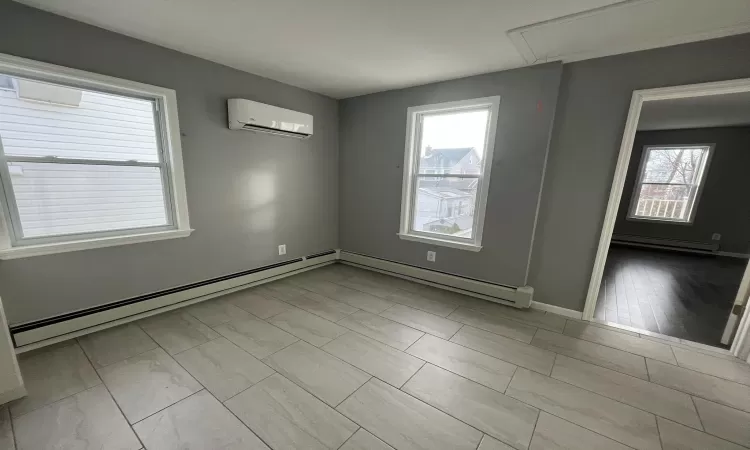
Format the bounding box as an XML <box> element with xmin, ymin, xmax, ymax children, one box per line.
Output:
<box><xmin>628</xmin><ymin>145</ymin><xmax>712</xmax><ymax>223</ymax></box>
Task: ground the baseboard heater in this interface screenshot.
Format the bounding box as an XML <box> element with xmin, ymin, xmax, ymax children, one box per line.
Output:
<box><xmin>11</xmin><ymin>250</ymin><xmax>338</xmax><ymax>351</ymax></box>
<box><xmin>339</xmin><ymin>251</ymin><xmax>533</xmax><ymax>308</ymax></box>
<box><xmin>611</xmin><ymin>234</ymin><xmax>719</xmax><ymax>252</ymax></box>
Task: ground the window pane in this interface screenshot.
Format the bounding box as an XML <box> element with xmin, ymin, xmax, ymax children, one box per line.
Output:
<box><xmin>642</xmin><ymin>147</ymin><xmax>707</xmax><ymax>184</ymax></box>
<box><xmin>418</xmin><ymin>109</ymin><xmax>488</xmax><ymax>175</ymax></box>
<box><xmin>8</xmin><ymin>162</ymin><xmax>168</xmax><ymax>238</ymax></box>
<box><xmin>633</xmin><ymin>184</ymin><xmax>692</xmax><ymax>221</ymax></box>
<box><xmin>0</xmin><ymin>74</ymin><xmax>160</xmax><ymax>163</ymax></box>
<box><xmin>412</xmin><ymin>177</ymin><xmax>477</xmax><ymax>238</ymax></box>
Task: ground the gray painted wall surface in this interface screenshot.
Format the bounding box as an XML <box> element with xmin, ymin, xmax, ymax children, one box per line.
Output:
<box><xmin>339</xmin><ymin>63</ymin><xmax>563</xmax><ymax>288</ymax></box>
<box><xmin>528</xmin><ymin>33</ymin><xmax>750</xmax><ymax>311</ymax></box>
<box><xmin>614</xmin><ymin>127</ymin><xmax>750</xmax><ymax>254</ymax></box>
<box><xmin>0</xmin><ymin>0</ymin><xmax>339</xmax><ymax>324</ymax></box>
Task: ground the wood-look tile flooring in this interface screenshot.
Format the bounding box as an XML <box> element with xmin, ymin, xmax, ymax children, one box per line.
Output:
<box><xmin>4</xmin><ymin>263</ymin><xmax>750</xmax><ymax>450</ymax></box>
<box><xmin>595</xmin><ymin>245</ymin><xmax>747</xmax><ymax>347</ymax></box>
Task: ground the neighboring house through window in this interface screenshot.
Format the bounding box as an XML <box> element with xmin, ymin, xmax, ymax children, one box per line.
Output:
<box><xmin>0</xmin><ymin>54</ymin><xmax>191</xmax><ymax>259</ymax></box>
<box><xmin>399</xmin><ymin>96</ymin><xmax>500</xmax><ymax>251</ymax></box>
<box><xmin>628</xmin><ymin>144</ymin><xmax>713</xmax><ymax>223</ymax></box>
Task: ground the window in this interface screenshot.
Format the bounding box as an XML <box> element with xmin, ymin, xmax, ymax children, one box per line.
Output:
<box><xmin>399</xmin><ymin>96</ymin><xmax>499</xmax><ymax>251</ymax></box>
<box><xmin>0</xmin><ymin>54</ymin><xmax>191</xmax><ymax>259</ymax></box>
<box><xmin>628</xmin><ymin>145</ymin><xmax>713</xmax><ymax>223</ymax></box>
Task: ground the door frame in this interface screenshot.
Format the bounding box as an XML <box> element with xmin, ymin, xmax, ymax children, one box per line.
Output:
<box><xmin>582</xmin><ymin>77</ymin><xmax>750</xmax><ymax>360</ymax></box>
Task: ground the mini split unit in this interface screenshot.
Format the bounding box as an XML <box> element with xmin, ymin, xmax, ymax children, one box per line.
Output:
<box><xmin>228</xmin><ymin>98</ymin><xmax>313</xmax><ymax>139</ymax></box>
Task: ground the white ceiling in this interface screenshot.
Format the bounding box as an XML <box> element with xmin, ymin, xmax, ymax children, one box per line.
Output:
<box><xmin>14</xmin><ymin>0</ymin><xmax>750</xmax><ymax>98</ymax></box>
<box><xmin>638</xmin><ymin>92</ymin><xmax>750</xmax><ymax>131</ymax></box>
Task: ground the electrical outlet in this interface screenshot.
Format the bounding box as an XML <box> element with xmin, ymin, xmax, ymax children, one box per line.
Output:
<box><xmin>427</xmin><ymin>251</ymin><xmax>436</xmax><ymax>262</ymax></box>
<box><xmin>712</xmin><ymin>233</ymin><xmax>722</xmax><ymax>241</ymax></box>
<box><xmin>278</xmin><ymin>244</ymin><xmax>287</xmax><ymax>256</ymax></box>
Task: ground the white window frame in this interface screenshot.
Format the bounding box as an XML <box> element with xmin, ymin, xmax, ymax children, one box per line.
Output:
<box><xmin>0</xmin><ymin>53</ymin><xmax>192</xmax><ymax>259</ymax></box>
<box><xmin>398</xmin><ymin>96</ymin><xmax>500</xmax><ymax>252</ymax></box>
<box><xmin>626</xmin><ymin>144</ymin><xmax>714</xmax><ymax>225</ymax></box>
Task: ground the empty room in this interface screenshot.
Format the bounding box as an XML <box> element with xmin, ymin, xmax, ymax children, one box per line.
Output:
<box><xmin>0</xmin><ymin>1</ymin><xmax>750</xmax><ymax>450</ymax></box>
<box><xmin>594</xmin><ymin>93</ymin><xmax>750</xmax><ymax>347</ymax></box>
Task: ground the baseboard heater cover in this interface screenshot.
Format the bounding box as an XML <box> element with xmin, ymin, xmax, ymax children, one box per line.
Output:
<box><xmin>612</xmin><ymin>234</ymin><xmax>720</xmax><ymax>252</ymax></box>
<box><xmin>339</xmin><ymin>251</ymin><xmax>533</xmax><ymax>308</ymax></box>
<box><xmin>11</xmin><ymin>250</ymin><xmax>338</xmax><ymax>350</ymax></box>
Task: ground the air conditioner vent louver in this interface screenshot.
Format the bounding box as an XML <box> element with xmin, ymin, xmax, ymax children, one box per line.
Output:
<box><xmin>228</xmin><ymin>98</ymin><xmax>313</xmax><ymax>139</ymax></box>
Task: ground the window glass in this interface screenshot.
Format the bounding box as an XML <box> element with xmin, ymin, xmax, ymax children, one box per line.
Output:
<box><xmin>630</xmin><ymin>146</ymin><xmax>711</xmax><ymax>223</ymax></box>
<box><xmin>0</xmin><ymin>73</ymin><xmax>172</xmax><ymax>242</ymax></box>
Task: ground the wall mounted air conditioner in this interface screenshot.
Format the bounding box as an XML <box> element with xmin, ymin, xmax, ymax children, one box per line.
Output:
<box><xmin>228</xmin><ymin>98</ymin><xmax>313</xmax><ymax>139</ymax></box>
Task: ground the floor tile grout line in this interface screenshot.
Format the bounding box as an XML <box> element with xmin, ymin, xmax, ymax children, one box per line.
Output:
<box><xmin>335</xmin><ymin>313</ymin><xmax>427</xmax><ymax>352</ymax></box>
<box><xmin>8</xmin><ymin>404</ymin><xmax>18</xmax><ymax>450</ymax></box>
<box><xmin>77</xmin><ymin>340</ymin><xmax>147</xmax><ymax>450</ymax></box>
<box><xmin>536</xmin><ymin>327</ymin><xmax>680</xmax><ymax>367</ymax></box>
<box><xmin>655</xmin><ymin>415</ymin><xmax>666</xmax><ymax>450</ymax></box>
<box><xmin>402</xmin><ymin>333</ymin><xmax>424</xmax><ymax>353</ymax></box>
<box><xmin>377</xmin><ymin>304</ymin><xmax>465</xmax><ymax>336</ymax></box>
<box><xmin>78</xmin><ymin>332</ymin><xmax>159</xmax><ymax>370</ymax></box>
<box><xmin>446</xmin><ymin>325</ymin><xmax>555</xmax><ymax>376</ymax></box>
<box><xmin>526</xmin><ymin>408</ymin><xmax>542</xmax><ymax>450</ymax></box>
<box><xmin>689</xmin><ymin>396</ymin><xmax>706</xmax><ymax>432</ymax></box>
<box><xmin>548</xmin><ymin>353</ymin><xmax>705</xmax><ymax>430</ymax></box>
<box><xmin>220</xmin><ymin>371</ymin><xmax>277</xmax><ymax>405</ymax></box>
<box><xmin>201</xmin><ymin>382</ymin><xmax>280</xmax><ymax>450</ymax></box>
<box><xmin>262</xmin><ymin>339</ymin><xmax>373</xmax><ymax>410</ymax></box>
<box><xmin>431</xmin><ymin>316</ymin><xmax>536</xmax><ymax>345</ymax></box>
<box><xmin>335</xmin><ymin>426</ymin><xmax>361</xmax><ymax>450</ymax></box>
<box><xmin>644</xmin><ymin>357</ymin><xmax>750</xmax><ymax>412</ymax></box>
<box><xmin>327</xmin><ymin>274</ymin><xmax>462</xmax><ymax>318</ymax></box>
<box><xmin>446</xmin><ymin>323</ymin><xmax>465</xmax><ymax>342</ymax></box>
<box><xmin>455</xmin><ymin>304</ymin><xmax>567</xmax><ymax>334</ymax></box>
<box><xmin>393</xmin><ymin>368</ymin><xmax>523</xmax><ymax>449</ymax></box>
<box><xmin>253</xmin><ymin>281</ymin><xmax>363</xmax><ymax>324</ymax></box>
<box><xmin>334</xmin><ymin>376</ymin><xmax>374</xmax><ymax>409</ymax></box>
<box><xmin>506</xmin><ymin>374</ymin><xmax>654</xmax><ymax>450</ymax></box>
<box><xmin>10</xmin><ymin>341</ymin><xmax>107</xmax><ymax>421</ymax></box>
<box><xmin>473</xmin><ymin>434</ymin><xmax>483</xmax><ymax>450</ymax></box>
<box><xmin>396</xmin><ymin>361</ymin><xmax>427</xmax><ymax>390</ymax></box>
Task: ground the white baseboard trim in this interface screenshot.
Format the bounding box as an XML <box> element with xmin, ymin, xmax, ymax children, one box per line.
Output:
<box><xmin>530</xmin><ymin>301</ymin><xmax>582</xmax><ymax>319</ymax></box>
<box><xmin>12</xmin><ymin>251</ymin><xmax>338</xmax><ymax>352</ymax></box>
<box><xmin>339</xmin><ymin>251</ymin><xmax>533</xmax><ymax>308</ymax></box>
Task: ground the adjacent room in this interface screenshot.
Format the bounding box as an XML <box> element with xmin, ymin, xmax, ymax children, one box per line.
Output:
<box><xmin>1</xmin><ymin>1</ymin><xmax>750</xmax><ymax>449</ymax></box>
<box><xmin>594</xmin><ymin>93</ymin><xmax>750</xmax><ymax>347</ymax></box>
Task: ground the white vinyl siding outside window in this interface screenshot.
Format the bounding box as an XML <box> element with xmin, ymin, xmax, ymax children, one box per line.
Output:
<box><xmin>627</xmin><ymin>145</ymin><xmax>713</xmax><ymax>224</ymax></box>
<box><xmin>399</xmin><ymin>96</ymin><xmax>500</xmax><ymax>251</ymax></box>
<box><xmin>0</xmin><ymin>54</ymin><xmax>191</xmax><ymax>259</ymax></box>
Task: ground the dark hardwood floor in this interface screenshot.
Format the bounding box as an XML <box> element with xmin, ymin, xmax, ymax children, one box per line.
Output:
<box><xmin>595</xmin><ymin>245</ymin><xmax>747</xmax><ymax>347</ymax></box>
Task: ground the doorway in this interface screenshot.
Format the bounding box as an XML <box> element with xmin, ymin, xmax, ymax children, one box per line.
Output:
<box><xmin>584</xmin><ymin>79</ymin><xmax>750</xmax><ymax>359</ymax></box>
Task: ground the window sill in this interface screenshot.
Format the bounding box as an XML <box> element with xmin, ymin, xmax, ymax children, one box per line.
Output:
<box><xmin>397</xmin><ymin>233</ymin><xmax>482</xmax><ymax>252</ymax></box>
<box><xmin>626</xmin><ymin>216</ymin><xmax>693</xmax><ymax>225</ymax></box>
<box><xmin>0</xmin><ymin>228</ymin><xmax>193</xmax><ymax>260</ymax></box>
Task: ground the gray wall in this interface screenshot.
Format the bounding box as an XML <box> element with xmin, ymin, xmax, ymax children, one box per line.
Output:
<box><xmin>0</xmin><ymin>0</ymin><xmax>339</xmax><ymax>324</ymax></box>
<box><xmin>339</xmin><ymin>63</ymin><xmax>563</xmax><ymax>288</ymax></box>
<box><xmin>613</xmin><ymin>127</ymin><xmax>750</xmax><ymax>254</ymax></box>
<box><xmin>529</xmin><ymin>33</ymin><xmax>750</xmax><ymax>311</ymax></box>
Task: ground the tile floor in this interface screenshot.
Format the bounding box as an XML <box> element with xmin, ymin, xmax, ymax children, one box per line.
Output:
<box><xmin>3</xmin><ymin>263</ymin><xmax>750</xmax><ymax>450</ymax></box>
